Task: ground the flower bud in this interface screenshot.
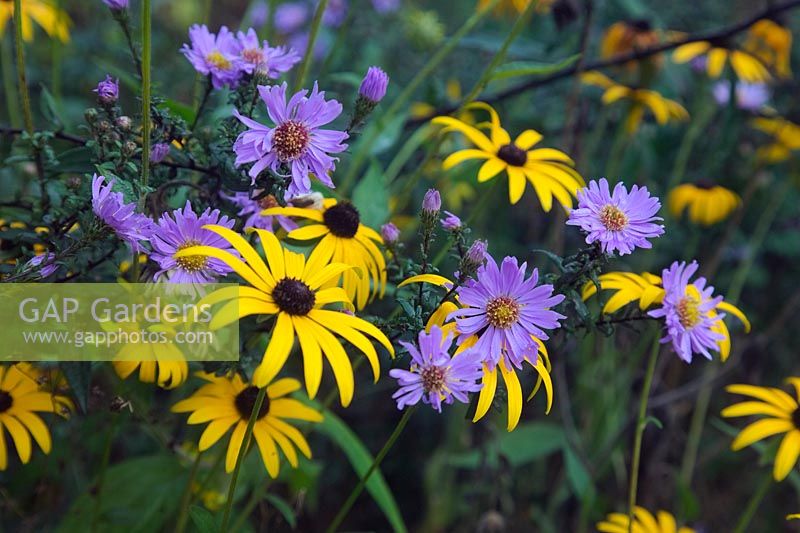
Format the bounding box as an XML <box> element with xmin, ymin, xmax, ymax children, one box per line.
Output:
<box><xmin>422</xmin><ymin>189</ymin><xmax>441</xmax><ymax>214</ymax></box>
<box><xmin>465</xmin><ymin>239</ymin><xmax>488</xmax><ymax>265</ymax></box>
<box><xmin>102</xmin><ymin>0</ymin><xmax>129</xmax><ymax>10</ymax></box>
<box><xmin>115</xmin><ymin>116</ymin><xmax>132</xmax><ymax>131</ymax></box>
<box><xmin>122</xmin><ymin>141</ymin><xmax>138</xmax><ymax>157</ymax></box>
<box><xmin>359</xmin><ymin>66</ymin><xmax>389</xmax><ymax>104</ymax></box>
<box><xmin>441</xmin><ymin>211</ymin><xmax>462</xmax><ymax>232</ymax></box>
<box><xmin>94</xmin><ymin>75</ymin><xmax>119</xmax><ymax>105</ymax></box>
<box><xmin>380</xmin><ymin>222</ymin><xmax>400</xmax><ymax>244</ymax></box>
<box><xmin>149</xmin><ymin>142</ymin><xmax>170</xmax><ymax>163</ymax></box>
<box><xmin>84</xmin><ymin>108</ymin><xmax>99</xmax><ymax>123</ymax></box>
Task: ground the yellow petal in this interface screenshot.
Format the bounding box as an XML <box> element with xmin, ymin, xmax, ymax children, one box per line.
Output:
<box><xmin>252</xmin><ymin>313</ymin><xmax>295</xmax><ymax>387</ymax></box>
<box><xmin>432</xmin><ymin>116</ymin><xmax>496</xmax><ymax>153</ymax></box>
<box><xmin>473</xmin><ymin>365</ymin><xmax>497</xmax><ymax>423</ymax></box>
<box><xmin>731</xmin><ymin>418</ymin><xmax>794</xmax><ymax>450</ymax></box>
<box><xmin>499</xmin><ymin>361</ymin><xmax>523</xmax><ymax>431</ymax></box>
<box><xmin>727</xmin><ymin>384</ymin><xmax>797</xmax><ymax>411</ymax></box>
<box><xmin>514</xmin><ymin>129</ymin><xmax>543</xmax><ymax>150</ymax></box>
<box><xmin>721</xmin><ymin>401</ymin><xmax>789</xmax><ymax>419</ymax></box>
<box><xmin>198</xmin><ymin>416</ymin><xmax>238</xmax><ymax>451</ymax></box>
<box><xmin>442</xmin><ymin>149</ymin><xmax>493</xmax><ymax>169</ymax></box>
<box><xmin>774</xmin><ymin>430</ymin><xmax>800</xmax><ymax>481</ymax></box>
<box><xmin>3</xmin><ymin>416</ymin><xmax>31</xmax><ymax>463</ymax></box>
<box><xmin>506</xmin><ymin>166</ymin><xmax>527</xmax><ymax>204</ymax></box>
<box><xmin>252</xmin><ymin>423</ymin><xmax>281</xmax><ymax>477</ymax></box>
<box><xmin>672</xmin><ymin>41</ymin><xmax>712</xmax><ymax>63</ymax></box>
<box><xmin>397</xmin><ymin>273</ymin><xmax>453</xmax><ymax>288</ymax></box>
<box><xmin>706</xmin><ymin>47</ymin><xmax>728</xmax><ymax>77</ymax></box>
<box><xmin>225</xmin><ymin>421</ymin><xmax>248</xmax><ymax>473</ymax></box>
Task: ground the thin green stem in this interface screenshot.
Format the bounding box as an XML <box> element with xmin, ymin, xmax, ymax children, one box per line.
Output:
<box><xmin>1</xmin><ymin>35</ymin><xmax>21</xmax><ymax>127</ymax></box>
<box><xmin>175</xmin><ymin>451</ymin><xmax>204</xmax><ymax>533</ymax></box>
<box><xmin>604</xmin><ymin>113</ymin><xmax>630</xmax><ymax>179</ymax></box>
<box><xmin>141</xmin><ymin>0</ymin><xmax>152</xmax><ymax>188</ymax></box>
<box><xmin>115</xmin><ymin>10</ymin><xmax>142</xmax><ymax>78</ymax></box>
<box><xmin>191</xmin><ymin>77</ymin><xmax>213</xmax><ymax>130</ymax></box>
<box><xmin>627</xmin><ymin>333</ymin><xmax>660</xmax><ymax>533</ymax></box>
<box><xmin>292</xmin><ymin>0</ymin><xmax>328</xmax><ymax>94</ymax></box>
<box><xmin>230</xmin><ymin>478</ymin><xmax>274</xmax><ymax>532</ymax></box>
<box><xmin>13</xmin><ymin>0</ymin><xmax>34</xmax><ymax>135</ymax></box>
<box><xmin>339</xmin><ymin>0</ymin><xmax>500</xmax><ymax>195</ymax></box>
<box><xmin>666</xmin><ymin>89</ymin><xmax>714</xmax><ymax>195</ymax></box>
<box><xmin>220</xmin><ymin>387</ymin><xmax>267</xmax><ymax>531</ymax></box>
<box><xmin>90</xmin><ymin>415</ymin><xmax>123</xmax><ymax>532</ymax></box>
<box><xmin>326</xmin><ymin>406</ymin><xmax>416</xmax><ymax>533</ymax></box>
<box><xmin>732</xmin><ymin>470</ymin><xmax>772</xmax><ymax>533</ymax></box>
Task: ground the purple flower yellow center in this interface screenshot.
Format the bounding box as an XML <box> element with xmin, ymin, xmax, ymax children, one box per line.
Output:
<box><xmin>420</xmin><ymin>365</ymin><xmax>446</xmax><ymax>394</ymax></box>
<box><xmin>206</xmin><ymin>50</ymin><xmax>232</xmax><ymax>70</ymax></box>
<box><xmin>486</xmin><ymin>295</ymin><xmax>521</xmax><ymax>329</ymax></box>
<box><xmin>0</xmin><ymin>390</ymin><xmax>12</xmax><ymax>413</ymax></box>
<box><xmin>676</xmin><ymin>294</ymin><xmax>702</xmax><ymax>328</ymax></box>
<box><xmin>175</xmin><ymin>239</ymin><xmax>209</xmax><ymax>272</ymax></box>
<box><xmin>241</xmin><ymin>48</ymin><xmax>263</xmax><ymax>65</ymax></box>
<box><xmin>272</xmin><ymin>278</ymin><xmax>316</xmax><ymax>315</ymax></box>
<box><xmin>497</xmin><ymin>143</ymin><xmax>528</xmax><ymax>167</ymax></box>
<box><xmin>323</xmin><ymin>202</ymin><xmax>360</xmax><ymax>239</ymax></box>
<box><xmin>234</xmin><ymin>385</ymin><xmax>271</xmax><ymax>419</ymax></box>
<box><xmin>599</xmin><ymin>204</ymin><xmax>629</xmax><ymax>231</ymax></box>
<box><xmin>272</xmin><ymin>120</ymin><xmax>311</xmax><ymax>162</ymax></box>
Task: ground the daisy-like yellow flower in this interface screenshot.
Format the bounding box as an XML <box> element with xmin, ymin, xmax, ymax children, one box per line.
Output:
<box><xmin>176</xmin><ymin>225</ymin><xmax>394</xmax><ymax>406</ymax></box>
<box><xmin>601</xmin><ymin>20</ymin><xmax>661</xmax><ymax>60</ymax></box>
<box><xmin>597</xmin><ymin>506</ymin><xmax>695</xmax><ymax>533</ymax></box>
<box><xmin>0</xmin><ymin>364</ymin><xmax>71</xmax><ymax>470</ymax></box>
<box><xmin>477</xmin><ymin>0</ymin><xmax>555</xmax><ymax>16</ymax></box>
<box><xmin>672</xmin><ymin>41</ymin><xmax>770</xmax><ymax>83</ymax></box>
<box><xmin>751</xmin><ymin>117</ymin><xmax>800</xmax><ymax>163</ymax></box>
<box><xmin>582</xmin><ymin>271</ymin><xmax>750</xmax><ymax>361</ymax></box>
<box><xmin>113</xmin><ymin>360</ymin><xmax>189</xmax><ymax>390</ymax></box>
<box><xmin>581</xmin><ymin>71</ymin><xmax>689</xmax><ymax>134</ymax></box>
<box><xmin>172</xmin><ymin>372</ymin><xmax>322</xmax><ymax>476</ymax></box>
<box><xmin>263</xmin><ymin>199</ymin><xmax>386</xmax><ymax>311</ymax></box>
<box><xmin>722</xmin><ymin>378</ymin><xmax>800</xmax><ymax>481</ymax></box>
<box><xmin>668</xmin><ymin>183</ymin><xmax>740</xmax><ymax>226</ymax></box>
<box><xmin>400</xmin><ymin>274</ymin><xmax>553</xmax><ymax>431</ymax></box>
<box><xmin>433</xmin><ymin>102</ymin><xmax>584</xmax><ymax>210</ymax></box>
<box><xmin>744</xmin><ymin>19</ymin><xmax>792</xmax><ymax>79</ymax></box>
<box><xmin>0</xmin><ymin>0</ymin><xmax>70</xmax><ymax>42</ymax></box>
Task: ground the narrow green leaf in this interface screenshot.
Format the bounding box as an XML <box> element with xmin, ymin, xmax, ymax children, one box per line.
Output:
<box><xmin>490</xmin><ymin>54</ymin><xmax>581</xmax><ymax>81</ymax></box>
<box><xmin>563</xmin><ymin>447</ymin><xmax>594</xmax><ymax>500</ymax></box>
<box><xmin>264</xmin><ymin>494</ymin><xmax>297</xmax><ymax>529</ymax></box>
<box><xmin>352</xmin><ymin>161</ymin><xmax>390</xmax><ymax>228</ymax></box>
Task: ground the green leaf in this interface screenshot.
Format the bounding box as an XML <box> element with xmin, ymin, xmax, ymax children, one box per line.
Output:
<box><xmin>189</xmin><ymin>506</ymin><xmax>218</xmax><ymax>533</ymax></box>
<box><xmin>164</xmin><ymin>99</ymin><xmax>195</xmax><ymax>123</ymax></box>
<box><xmin>59</xmin><ymin>362</ymin><xmax>91</xmax><ymax>413</ymax></box>
<box><xmin>317</xmin><ymin>407</ymin><xmax>407</xmax><ymax>533</ymax></box>
<box><xmin>369</xmin><ymin>112</ymin><xmax>409</xmax><ymax>156</ymax></box>
<box><xmin>490</xmin><ymin>54</ymin><xmax>581</xmax><ymax>81</ymax></box>
<box><xmin>644</xmin><ymin>415</ymin><xmax>663</xmax><ymax>430</ymax></box>
<box><xmin>264</xmin><ymin>494</ymin><xmax>297</xmax><ymax>529</ymax></box>
<box><xmin>52</xmin><ymin>146</ymin><xmax>94</xmax><ymax>174</ymax></box>
<box><xmin>351</xmin><ymin>161</ymin><xmax>390</xmax><ymax>228</ymax></box>
<box><xmin>563</xmin><ymin>447</ymin><xmax>594</xmax><ymax>500</ymax></box>
<box><xmin>447</xmin><ymin>422</ymin><xmax>564</xmax><ymax>468</ymax></box>
<box><xmin>39</xmin><ymin>84</ymin><xmax>63</xmax><ymax>128</ymax></box>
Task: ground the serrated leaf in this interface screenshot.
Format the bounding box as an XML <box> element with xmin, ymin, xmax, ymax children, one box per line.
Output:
<box><xmin>490</xmin><ymin>55</ymin><xmax>581</xmax><ymax>81</ymax></box>
<box><xmin>59</xmin><ymin>362</ymin><xmax>91</xmax><ymax>413</ymax></box>
<box><xmin>264</xmin><ymin>494</ymin><xmax>297</xmax><ymax>529</ymax></box>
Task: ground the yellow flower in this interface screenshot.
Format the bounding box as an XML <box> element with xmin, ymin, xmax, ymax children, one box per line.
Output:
<box><xmin>751</xmin><ymin>117</ymin><xmax>800</xmax><ymax>163</ymax></box>
<box><xmin>400</xmin><ymin>274</ymin><xmax>553</xmax><ymax>431</ymax></box>
<box><xmin>581</xmin><ymin>71</ymin><xmax>688</xmax><ymax>133</ymax></box>
<box><xmin>176</xmin><ymin>225</ymin><xmax>394</xmax><ymax>406</ymax></box>
<box><xmin>172</xmin><ymin>372</ymin><xmax>322</xmax><ymax>476</ymax></box>
<box><xmin>0</xmin><ymin>0</ymin><xmax>71</xmax><ymax>42</ymax></box>
<box><xmin>722</xmin><ymin>378</ymin><xmax>800</xmax><ymax>481</ymax></box>
<box><xmin>433</xmin><ymin>103</ymin><xmax>584</xmax><ymax>210</ymax></box>
<box><xmin>477</xmin><ymin>0</ymin><xmax>555</xmax><ymax>15</ymax></box>
<box><xmin>672</xmin><ymin>41</ymin><xmax>770</xmax><ymax>83</ymax></box>
<box><xmin>582</xmin><ymin>271</ymin><xmax>750</xmax><ymax>361</ymax></box>
<box><xmin>0</xmin><ymin>364</ymin><xmax>71</xmax><ymax>470</ymax></box>
<box><xmin>597</xmin><ymin>506</ymin><xmax>695</xmax><ymax>533</ymax></box>
<box><xmin>113</xmin><ymin>360</ymin><xmax>189</xmax><ymax>390</ymax></box>
<box><xmin>601</xmin><ymin>20</ymin><xmax>661</xmax><ymax>60</ymax></box>
<box><xmin>668</xmin><ymin>183</ymin><xmax>740</xmax><ymax>226</ymax></box>
<box><xmin>263</xmin><ymin>199</ymin><xmax>386</xmax><ymax>311</ymax></box>
<box><xmin>788</xmin><ymin>514</ymin><xmax>800</xmax><ymax>520</ymax></box>
<box><xmin>744</xmin><ymin>19</ymin><xmax>792</xmax><ymax>78</ymax></box>
<box><xmin>12</xmin><ymin>362</ymin><xmax>73</xmax><ymax>417</ymax></box>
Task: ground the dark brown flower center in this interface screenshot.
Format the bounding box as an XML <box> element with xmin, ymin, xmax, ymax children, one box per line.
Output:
<box><xmin>272</xmin><ymin>278</ymin><xmax>316</xmax><ymax>315</ymax></box>
<box><xmin>630</xmin><ymin>19</ymin><xmax>652</xmax><ymax>31</ymax></box>
<box><xmin>234</xmin><ymin>386</ymin><xmax>270</xmax><ymax>420</ymax></box>
<box><xmin>695</xmin><ymin>179</ymin><xmax>715</xmax><ymax>190</ymax></box>
<box><xmin>486</xmin><ymin>296</ymin><xmax>521</xmax><ymax>329</ymax></box>
<box><xmin>497</xmin><ymin>143</ymin><xmax>528</xmax><ymax>167</ymax></box>
<box><xmin>420</xmin><ymin>366</ymin><xmax>446</xmax><ymax>394</ymax></box>
<box><xmin>792</xmin><ymin>408</ymin><xmax>800</xmax><ymax>429</ymax></box>
<box><xmin>273</xmin><ymin>120</ymin><xmax>310</xmax><ymax>162</ymax></box>
<box><xmin>323</xmin><ymin>202</ymin><xmax>360</xmax><ymax>238</ymax></box>
<box><xmin>0</xmin><ymin>390</ymin><xmax>12</xmax><ymax>413</ymax></box>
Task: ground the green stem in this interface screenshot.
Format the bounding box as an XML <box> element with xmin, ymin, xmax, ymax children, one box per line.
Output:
<box><xmin>175</xmin><ymin>451</ymin><xmax>204</xmax><ymax>533</ymax></box>
<box><xmin>229</xmin><ymin>478</ymin><xmax>274</xmax><ymax>532</ymax></box>
<box><xmin>220</xmin><ymin>387</ymin><xmax>267</xmax><ymax>531</ymax></box>
<box><xmin>292</xmin><ymin>0</ymin><xmax>328</xmax><ymax>94</ymax></box>
<box><xmin>115</xmin><ymin>10</ymin><xmax>142</xmax><ymax>78</ymax></box>
<box><xmin>732</xmin><ymin>470</ymin><xmax>772</xmax><ymax>533</ymax></box>
<box><xmin>141</xmin><ymin>0</ymin><xmax>152</xmax><ymax>188</ymax></box>
<box><xmin>604</xmin><ymin>113</ymin><xmax>629</xmax><ymax>179</ymax></box>
<box><xmin>666</xmin><ymin>90</ymin><xmax>714</xmax><ymax>195</ymax></box>
<box><xmin>1</xmin><ymin>34</ymin><xmax>21</xmax><ymax>127</ymax></box>
<box><xmin>90</xmin><ymin>415</ymin><xmax>123</xmax><ymax>532</ymax></box>
<box><xmin>339</xmin><ymin>0</ymin><xmax>500</xmax><ymax>195</ymax></box>
<box><xmin>267</xmin><ymin>0</ymin><xmax>278</xmax><ymax>40</ymax></box>
<box><xmin>326</xmin><ymin>406</ymin><xmax>416</xmax><ymax>533</ymax></box>
<box><xmin>13</xmin><ymin>0</ymin><xmax>34</xmax><ymax>135</ymax></box>
<box><xmin>627</xmin><ymin>333</ymin><xmax>660</xmax><ymax>533</ymax></box>
<box><xmin>191</xmin><ymin>77</ymin><xmax>213</xmax><ymax>130</ymax></box>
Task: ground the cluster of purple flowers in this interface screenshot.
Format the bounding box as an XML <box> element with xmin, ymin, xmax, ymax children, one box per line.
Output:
<box><xmin>181</xmin><ymin>25</ymin><xmax>300</xmax><ymax>89</ymax></box>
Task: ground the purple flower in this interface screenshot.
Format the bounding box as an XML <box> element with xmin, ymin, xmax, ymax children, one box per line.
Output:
<box><xmin>389</xmin><ymin>325</ymin><xmax>484</xmax><ymax>412</ymax></box>
<box><xmin>712</xmin><ymin>80</ymin><xmax>770</xmax><ymax>111</ymax></box>
<box><xmin>566</xmin><ymin>178</ymin><xmax>664</xmax><ymax>256</ymax></box>
<box><xmin>25</xmin><ymin>253</ymin><xmax>58</xmax><ymax>278</ymax></box>
<box><xmin>181</xmin><ymin>25</ymin><xmax>243</xmax><ymax>89</ymax></box>
<box><xmin>102</xmin><ymin>0</ymin><xmax>128</xmax><ymax>10</ymax></box>
<box><xmin>450</xmin><ymin>255</ymin><xmax>565</xmax><ymax>370</ymax></box>
<box><xmin>649</xmin><ymin>260</ymin><xmax>724</xmax><ymax>363</ymax></box>
<box><xmin>371</xmin><ymin>0</ymin><xmax>400</xmax><ymax>13</ymax></box>
<box><xmin>235</xmin><ymin>28</ymin><xmax>300</xmax><ymax>78</ymax></box>
<box><xmin>232</xmin><ymin>82</ymin><xmax>348</xmax><ymax>197</ymax></box>
<box><xmin>441</xmin><ymin>211</ymin><xmax>462</xmax><ymax>231</ymax></box>
<box><xmin>465</xmin><ymin>239</ymin><xmax>488</xmax><ymax>264</ymax></box>
<box><xmin>275</xmin><ymin>2</ymin><xmax>309</xmax><ymax>34</ymax></box>
<box><xmin>380</xmin><ymin>222</ymin><xmax>400</xmax><ymax>243</ymax></box>
<box><xmin>248</xmin><ymin>1</ymin><xmax>269</xmax><ymax>27</ymax></box>
<box><xmin>94</xmin><ymin>75</ymin><xmax>119</xmax><ymax>105</ymax></box>
<box><xmin>220</xmin><ymin>191</ymin><xmax>298</xmax><ymax>232</ymax></box>
<box><xmin>359</xmin><ymin>66</ymin><xmax>389</xmax><ymax>103</ymax></box>
<box><xmin>91</xmin><ymin>174</ymin><xmax>153</xmax><ymax>252</ymax></box>
<box><xmin>150</xmin><ymin>201</ymin><xmax>238</xmax><ymax>283</ymax></box>
<box><xmin>150</xmin><ymin>143</ymin><xmax>170</xmax><ymax>164</ymax></box>
<box><xmin>422</xmin><ymin>189</ymin><xmax>441</xmax><ymax>214</ymax></box>
<box><xmin>323</xmin><ymin>0</ymin><xmax>348</xmax><ymax>27</ymax></box>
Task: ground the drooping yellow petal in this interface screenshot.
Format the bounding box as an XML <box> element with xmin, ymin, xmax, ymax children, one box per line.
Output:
<box><xmin>432</xmin><ymin>116</ymin><xmax>497</xmax><ymax>153</ymax></box>
<box><xmin>727</xmin><ymin>384</ymin><xmax>797</xmax><ymax>411</ymax></box>
<box><xmin>252</xmin><ymin>313</ymin><xmax>295</xmax><ymax>388</ymax></box>
<box><xmin>706</xmin><ymin>47</ymin><xmax>728</xmax><ymax>77</ymax></box>
<box><xmin>225</xmin><ymin>421</ymin><xmax>248</xmax><ymax>473</ymax></box>
<box><xmin>252</xmin><ymin>423</ymin><xmax>280</xmax><ymax>477</ymax></box>
<box><xmin>477</xmin><ymin>158</ymin><xmax>507</xmax><ymax>183</ymax></box>
<box><xmin>442</xmin><ymin>149</ymin><xmax>493</xmax><ymax>169</ymax></box>
<box><xmin>716</xmin><ymin>301</ymin><xmax>750</xmax><ymax>332</ymax></box>
<box><xmin>731</xmin><ymin>418</ymin><xmax>793</xmax><ymax>450</ymax></box>
<box><xmin>398</xmin><ymin>274</ymin><xmax>453</xmax><ymax>289</ymax></box>
<box><xmin>198</xmin><ymin>416</ymin><xmax>238</xmax><ymax>451</ymax></box>
<box><xmin>303</xmin><ymin>319</ymin><xmax>355</xmax><ymax>406</ymax></box>
<box><xmin>774</xmin><ymin>430</ymin><xmax>800</xmax><ymax>481</ymax></box>
<box><xmin>506</xmin><ymin>166</ymin><xmax>527</xmax><ymax>204</ymax></box>
<box><xmin>3</xmin><ymin>416</ymin><xmax>31</xmax><ymax>463</ymax></box>
<box><xmin>13</xmin><ymin>411</ymin><xmax>50</xmax><ymax>454</ymax></box>
<box><xmin>473</xmin><ymin>364</ymin><xmax>497</xmax><ymax>423</ymax></box>
<box><xmin>672</xmin><ymin>41</ymin><xmax>712</xmax><ymax>63</ymax></box>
